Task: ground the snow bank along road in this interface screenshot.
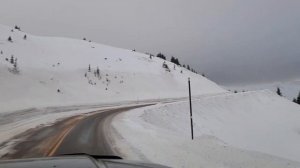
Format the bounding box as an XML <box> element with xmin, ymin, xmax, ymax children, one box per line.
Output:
<box><xmin>0</xmin><ymin>104</ymin><xmax>154</xmax><ymax>159</ymax></box>
<box><xmin>112</xmin><ymin>90</ymin><xmax>300</xmax><ymax>168</ymax></box>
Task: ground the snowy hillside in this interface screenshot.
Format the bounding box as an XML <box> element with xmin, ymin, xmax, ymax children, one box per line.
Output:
<box><xmin>112</xmin><ymin>90</ymin><xmax>300</xmax><ymax>168</ymax></box>
<box><xmin>228</xmin><ymin>80</ymin><xmax>300</xmax><ymax>101</ymax></box>
<box><xmin>0</xmin><ymin>25</ymin><xmax>225</xmax><ymax>113</ymax></box>
<box><xmin>3</xmin><ymin>24</ymin><xmax>299</xmax><ymax>168</ymax></box>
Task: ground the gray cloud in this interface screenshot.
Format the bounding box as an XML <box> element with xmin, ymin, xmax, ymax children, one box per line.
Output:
<box><xmin>0</xmin><ymin>0</ymin><xmax>299</xmax><ymax>86</ymax></box>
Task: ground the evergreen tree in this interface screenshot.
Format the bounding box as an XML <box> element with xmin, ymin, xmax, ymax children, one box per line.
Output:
<box><xmin>88</xmin><ymin>64</ymin><xmax>91</xmax><ymax>72</ymax></box>
<box><xmin>175</xmin><ymin>58</ymin><xmax>180</xmax><ymax>65</ymax></box>
<box><xmin>297</xmin><ymin>91</ymin><xmax>300</xmax><ymax>104</ymax></box>
<box><xmin>14</xmin><ymin>25</ymin><xmax>21</xmax><ymax>30</ymax></box>
<box><xmin>170</xmin><ymin>56</ymin><xmax>175</xmax><ymax>64</ymax></box>
<box><xmin>157</xmin><ymin>53</ymin><xmax>166</xmax><ymax>60</ymax></box>
<box><xmin>8</xmin><ymin>36</ymin><xmax>12</xmax><ymax>42</ymax></box>
<box><xmin>187</xmin><ymin>65</ymin><xmax>190</xmax><ymax>70</ymax></box>
<box><xmin>13</xmin><ymin>58</ymin><xmax>18</xmax><ymax>73</ymax></box>
<box><xmin>293</xmin><ymin>98</ymin><xmax>297</xmax><ymax>103</ymax></box>
<box><xmin>170</xmin><ymin>56</ymin><xmax>181</xmax><ymax>66</ymax></box>
<box><xmin>10</xmin><ymin>55</ymin><xmax>14</xmax><ymax>64</ymax></box>
<box><xmin>96</xmin><ymin>67</ymin><xmax>100</xmax><ymax>77</ymax></box>
<box><xmin>276</xmin><ymin>87</ymin><xmax>282</xmax><ymax>96</ymax></box>
<box><xmin>23</xmin><ymin>35</ymin><xmax>27</xmax><ymax>40</ymax></box>
<box><xmin>13</xmin><ymin>61</ymin><xmax>17</xmax><ymax>69</ymax></box>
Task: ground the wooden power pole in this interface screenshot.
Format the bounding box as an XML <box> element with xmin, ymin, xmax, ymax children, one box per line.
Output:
<box><xmin>188</xmin><ymin>78</ymin><xmax>194</xmax><ymax>140</ymax></box>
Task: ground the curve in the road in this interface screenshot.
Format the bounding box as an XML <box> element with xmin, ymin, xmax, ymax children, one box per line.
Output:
<box><xmin>51</xmin><ymin>104</ymin><xmax>152</xmax><ymax>157</ymax></box>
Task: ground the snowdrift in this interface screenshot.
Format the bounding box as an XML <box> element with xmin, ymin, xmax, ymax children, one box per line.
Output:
<box><xmin>113</xmin><ymin>90</ymin><xmax>300</xmax><ymax>167</ymax></box>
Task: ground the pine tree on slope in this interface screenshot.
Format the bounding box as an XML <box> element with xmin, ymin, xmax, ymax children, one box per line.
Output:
<box><xmin>276</xmin><ymin>87</ymin><xmax>282</xmax><ymax>96</ymax></box>
<box><xmin>297</xmin><ymin>91</ymin><xmax>300</xmax><ymax>104</ymax></box>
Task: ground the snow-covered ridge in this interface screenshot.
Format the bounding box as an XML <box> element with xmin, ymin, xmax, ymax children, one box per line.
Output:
<box><xmin>112</xmin><ymin>90</ymin><xmax>300</xmax><ymax>167</ymax></box>
<box><xmin>228</xmin><ymin>80</ymin><xmax>300</xmax><ymax>101</ymax></box>
<box><xmin>0</xmin><ymin>25</ymin><xmax>226</xmax><ymax>113</ymax></box>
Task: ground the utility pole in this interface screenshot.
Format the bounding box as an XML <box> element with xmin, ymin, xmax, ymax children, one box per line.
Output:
<box><xmin>188</xmin><ymin>78</ymin><xmax>194</xmax><ymax>140</ymax></box>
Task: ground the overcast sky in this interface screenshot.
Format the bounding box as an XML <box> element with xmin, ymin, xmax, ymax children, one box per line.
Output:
<box><xmin>0</xmin><ymin>0</ymin><xmax>299</xmax><ymax>86</ymax></box>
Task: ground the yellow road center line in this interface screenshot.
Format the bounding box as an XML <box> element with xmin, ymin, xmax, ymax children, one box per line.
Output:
<box><xmin>46</xmin><ymin>125</ymin><xmax>75</xmax><ymax>156</ymax></box>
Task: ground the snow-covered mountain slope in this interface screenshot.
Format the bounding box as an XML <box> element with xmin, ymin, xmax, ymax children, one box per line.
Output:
<box><xmin>112</xmin><ymin>90</ymin><xmax>300</xmax><ymax>168</ymax></box>
<box><xmin>227</xmin><ymin>79</ymin><xmax>300</xmax><ymax>101</ymax></box>
<box><xmin>0</xmin><ymin>25</ymin><xmax>225</xmax><ymax>113</ymax></box>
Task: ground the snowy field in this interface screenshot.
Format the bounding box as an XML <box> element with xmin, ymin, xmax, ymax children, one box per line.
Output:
<box><xmin>112</xmin><ymin>90</ymin><xmax>300</xmax><ymax>168</ymax></box>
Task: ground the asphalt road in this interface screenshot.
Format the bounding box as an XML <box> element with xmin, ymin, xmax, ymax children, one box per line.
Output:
<box><xmin>2</xmin><ymin>104</ymin><xmax>153</xmax><ymax>159</ymax></box>
<box><xmin>52</xmin><ymin>105</ymin><xmax>152</xmax><ymax>156</ymax></box>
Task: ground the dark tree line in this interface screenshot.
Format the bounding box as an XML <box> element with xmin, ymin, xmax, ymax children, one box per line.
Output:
<box><xmin>156</xmin><ymin>53</ymin><xmax>166</xmax><ymax>60</ymax></box>
<box><xmin>170</xmin><ymin>56</ymin><xmax>180</xmax><ymax>66</ymax></box>
<box><xmin>155</xmin><ymin>52</ymin><xmax>203</xmax><ymax>75</ymax></box>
